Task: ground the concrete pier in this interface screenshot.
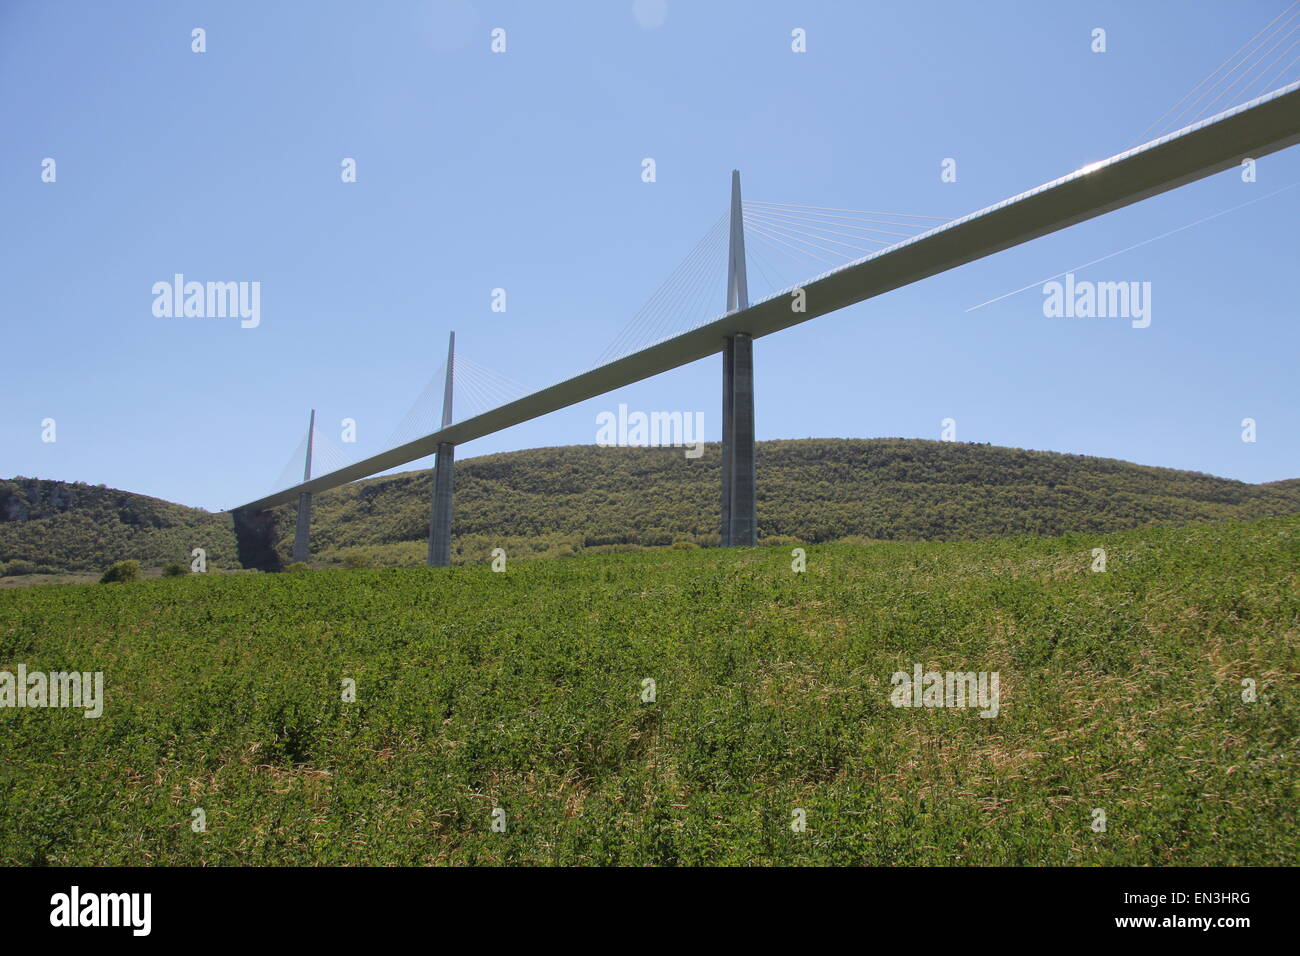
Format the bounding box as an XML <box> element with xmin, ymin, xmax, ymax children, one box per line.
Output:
<box><xmin>428</xmin><ymin>442</ymin><xmax>455</xmax><ymax>566</ymax></box>
<box><xmin>720</xmin><ymin>338</ymin><xmax>734</xmax><ymax>544</ymax></box>
<box><xmin>427</xmin><ymin>332</ymin><xmax>456</xmax><ymax>567</ymax></box>
<box><xmin>291</xmin><ymin>409</ymin><xmax>315</xmax><ymax>563</ymax></box>
<box><xmin>724</xmin><ymin>332</ymin><xmax>756</xmax><ymax>546</ymax></box>
<box><xmin>721</xmin><ymin>170</ymin><xmax>756</xmax><ymax>546</ymax></box>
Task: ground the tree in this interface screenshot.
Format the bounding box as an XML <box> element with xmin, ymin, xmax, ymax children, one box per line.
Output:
<box><xmin>99</xmin><ymin>560</ymin><xmax>141</xmax><ymax>583</ymax></box>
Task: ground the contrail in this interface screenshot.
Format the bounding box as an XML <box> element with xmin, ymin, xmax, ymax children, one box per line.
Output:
<box><xmin>965</xmin><ymin>180</ymin><xmax>1299</xmax><ymax>313</ymax></box>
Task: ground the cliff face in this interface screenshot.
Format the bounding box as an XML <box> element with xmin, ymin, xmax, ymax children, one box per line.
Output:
<box><xmin>231</xmin><ymin>508</ymin><xmax>283</xmax><ymax>572</ymax></box>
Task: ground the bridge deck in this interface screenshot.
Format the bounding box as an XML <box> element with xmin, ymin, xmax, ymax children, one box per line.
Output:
<box><xmin>235</xmin><ymin>82</ymin><xmax>1300</xmax><ymax>513</ymax></box>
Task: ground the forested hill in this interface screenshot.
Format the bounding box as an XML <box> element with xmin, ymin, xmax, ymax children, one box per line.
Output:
<box><xmin>4</xmin><ymin>438</ymin><xmax>1299</xmax><ymax>574</ymax></box>
<box><xmin>0</xmin><ymin>478</ymin><xmax>233</xmax><ymax>577</ymax></box>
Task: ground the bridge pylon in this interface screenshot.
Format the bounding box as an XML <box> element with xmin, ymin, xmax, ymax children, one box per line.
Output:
<box><xmin>720</xmin><ymin>170</ymin><xmax>756</xmax><ymax>546</ymax></box>
<box><xmin>427</xmin><ymin>331</ymin><xmax>456</xmax><ymax>567</ymax></box>
<box><xmin>291</xmin><ymin>408</ymin><xmax>315</xmax><ymax>563</ymax></box>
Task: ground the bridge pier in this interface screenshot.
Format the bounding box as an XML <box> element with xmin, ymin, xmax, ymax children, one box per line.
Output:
<box><xmin>720</xmin><ymin>340</ymin><xmax>733</xmax><ymax>543</ymax></box>
<box><xmin>291</xmin><ymin>409</ymin><xmax>315</xmax><ymax>563</ymax></box>
<box><xmin>292</xmin><ymin>492</ymin><xmax>313</xmax><ymax>562</ymax></box>
<box><xmin>722</xmin><ymin>333</ymin><xmax>756</xmax><ymax>546</ymax></box>
<box><xmin>427</xmin><ymin>332</ymin><xmax>456</xmax><ymax>567</ymax></box>
<box><xmin>428</xmin><ymin>443</ymin><xmax>455</xmax><ymax>566</ymax></box>
<box><xmin>720</xmin><ymin>170</ymin><xmax>756</xmax><ymax>546</ymax></box>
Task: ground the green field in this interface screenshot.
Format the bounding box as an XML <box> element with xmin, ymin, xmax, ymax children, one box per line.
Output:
<box><xmin>1</xmin><ymin>516</ymin><xmax>1296</xmax><ymax>865</ymax></box>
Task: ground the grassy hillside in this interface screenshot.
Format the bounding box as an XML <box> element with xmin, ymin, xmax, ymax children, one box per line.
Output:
<box><xmin>1</xmin><ymin>515</ymin><xmax>1296</xmax><ymax>865</ymax></box>
<box><xmin>295</xmin><ymin>439</ymin><xmax>1300</xmax><ymax>567</ymax></box>
<box><xmin>5</xmin><ymin>439</ymin><xmax>1300</xmax><ymax>575</ymax></box>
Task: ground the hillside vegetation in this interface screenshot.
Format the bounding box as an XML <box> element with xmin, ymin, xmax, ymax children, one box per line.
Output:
<box><xmin>0</xmin><ymin>478</ymin><xmax>236</xmax><ymax>575</ymax></box>
<box><xmin>4</xmin><ymin>439</ymin><xmax>1300</xmax><ymax>574</ymax></box>
<box><xmin>1</xmin><ymin>515</ymin><xmax>1296</xmax><ymax>865</ymax></box>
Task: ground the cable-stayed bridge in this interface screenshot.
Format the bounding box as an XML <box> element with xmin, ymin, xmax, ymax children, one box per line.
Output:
<box><xmin>232</xmin><ymin>79</ymin><xmax>1300</xmax><ymax>569</ymax></box>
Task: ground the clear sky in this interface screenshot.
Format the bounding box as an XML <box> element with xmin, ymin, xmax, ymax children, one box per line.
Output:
<box><xmin>3</xmin><ymin>0</ymin><xmax>1298</xmax><ymax>511</ymax></box>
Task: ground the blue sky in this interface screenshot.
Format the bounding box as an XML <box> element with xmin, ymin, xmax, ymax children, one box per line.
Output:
<box><xmin>3</xmin><ymin>0</ymin><xmax>1298</xmax><ymax>511</ymax></box>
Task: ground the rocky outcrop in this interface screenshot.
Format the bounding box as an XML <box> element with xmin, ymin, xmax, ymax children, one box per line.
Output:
<box><xmin>231</xmin><ymin>508</ymin><xmax>283</xmax><ymax>572</ymax></box>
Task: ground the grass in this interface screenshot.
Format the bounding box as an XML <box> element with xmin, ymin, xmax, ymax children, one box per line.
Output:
<box><xmin>1</xmin><ymin>516</ymin><xmax>1296</xmax><ymax>865</ymax></box>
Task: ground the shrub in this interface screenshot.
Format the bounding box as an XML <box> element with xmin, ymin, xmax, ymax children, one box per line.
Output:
<box><xmin>161</xmin><ymin>562</ymin><xmax>188</xmax><ymax>577</ymax></box>
<box><xmin>283</xmin><ymin>562</ymin><xmax>311</xmax><ymax>574</ymax></box>
<box><xmin>2</xmin><ymin>559</ymin><xmax>37</xmax><ymax>576</ymax></box>
<box><xmin>99</xmin><ymin>560</ymin><xmax>141</xmax><ymax>584</ymax></box>
<box><xmin>669</xmin><ymin>540</ymin><xmax>700</xmax><ymax>550</ymax></box>
<box><xmin>341</xmin><ymin>553</ymin><xmax>372</xmax><ymax>570</ymax></box>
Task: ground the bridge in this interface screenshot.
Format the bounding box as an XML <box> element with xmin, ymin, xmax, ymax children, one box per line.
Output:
<box><xmin>231</xmin><ymin>80</ymin><xmax>1300</xmax><ymax>569</ymax></box>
